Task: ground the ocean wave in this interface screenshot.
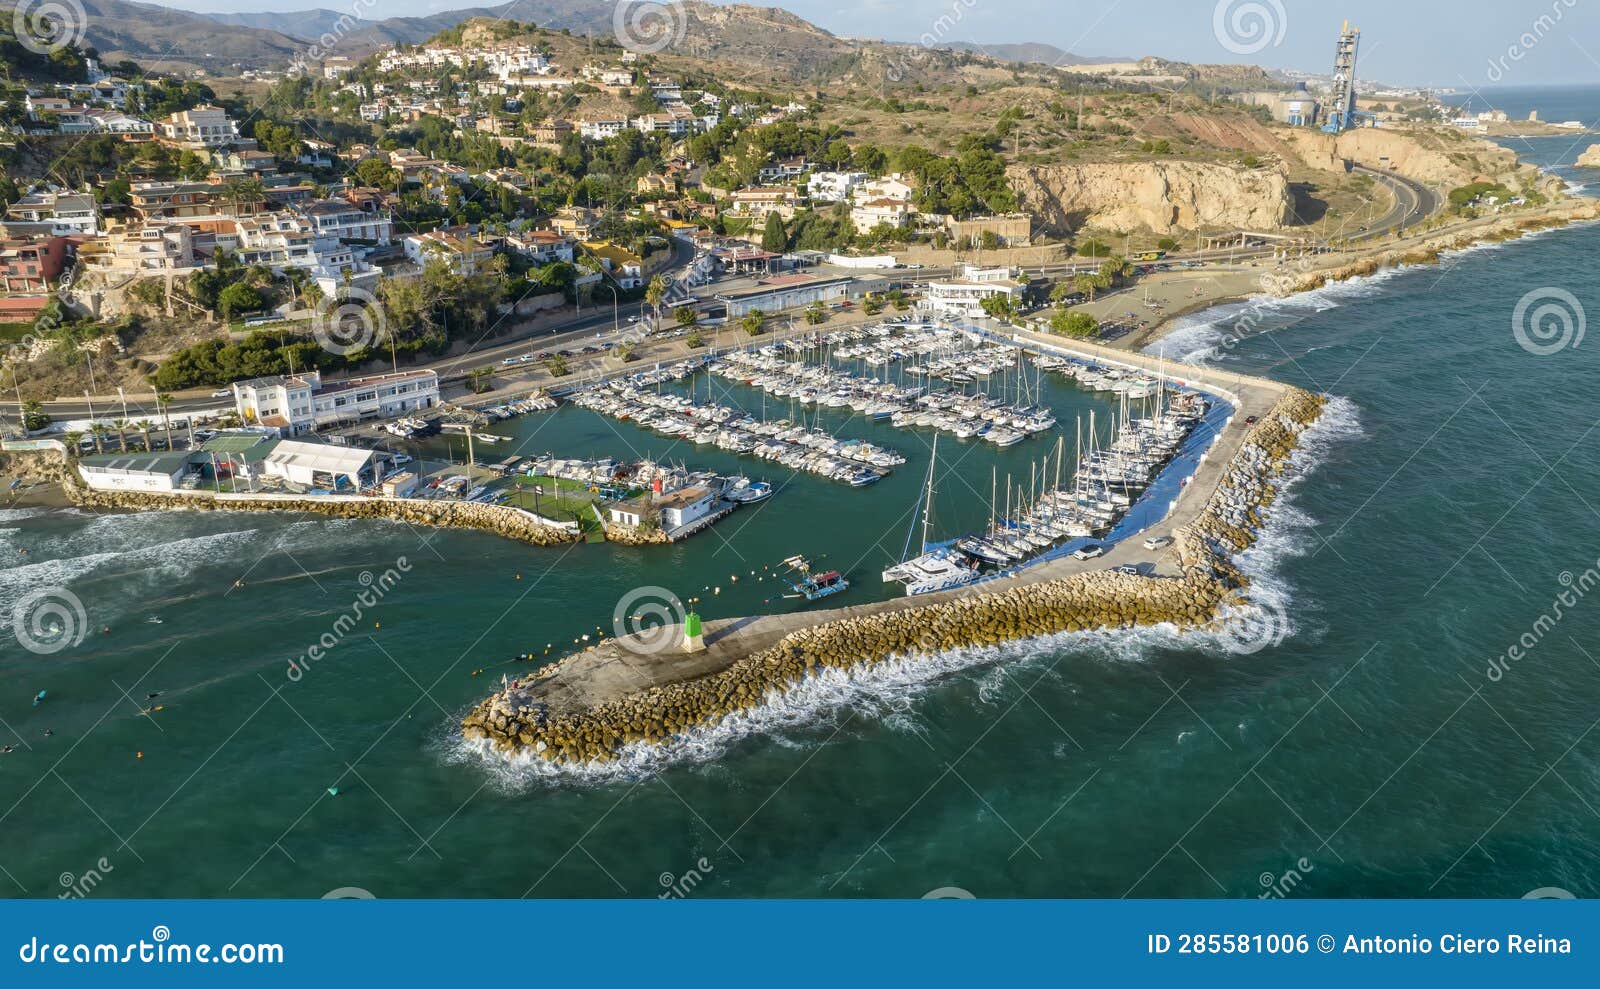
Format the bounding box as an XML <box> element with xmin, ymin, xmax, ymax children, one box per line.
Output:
<box><xmin>443</xmin><ymin>618</ymin><xmax>1201</xmax><ymax>789</ymax></box>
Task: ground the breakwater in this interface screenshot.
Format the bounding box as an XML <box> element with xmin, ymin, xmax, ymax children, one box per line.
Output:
<box><xmin>1</xmin><ymin>451</ymin><xmax>580</xmax><ymax>548</ymax></box>
<box><xmin>462</xmin><ymin>387</ymin><xmax>1328</xmax><ymax>764</ymax></box>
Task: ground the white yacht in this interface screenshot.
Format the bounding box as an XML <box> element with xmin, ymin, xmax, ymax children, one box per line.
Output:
<box><xmin>883</xmin><ymin>436</ymin><xmax>982</xmax><ymax>596</ymax></box>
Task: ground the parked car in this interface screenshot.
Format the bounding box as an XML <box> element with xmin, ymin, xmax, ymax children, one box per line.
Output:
<box><xmin>211</xmin><ymin>388</ymin><xmax>232</xmax><ymax>398</ymax></box>
<box><xmin>1143</xmin><ymin>535</ymin><xmax>1173</xmax><ymax>551</ymax></box>
<box><xmin>1072</xmin><ymin>544</ymin><xmax>1106</xmax><ymax>561</ymax></box>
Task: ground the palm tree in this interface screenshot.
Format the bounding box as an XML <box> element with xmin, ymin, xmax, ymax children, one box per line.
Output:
<box><xmin>63</xmin><ymin>431</ymin><xmax>84</xmax><ymax>459</ymax></box>
<box><xmin>1074</xmin><ymin>273</ymin><xmax>1099</xmax><ymax>303</ymax></box>
<box><xmin>89</xmin><ymin>424</ymin><xmax>106</xmax><ymax>455</ymax></box>
<box><xmin>136</xmin><ymin>420</ymin><xmax>154</xmax><ymax>452</ymax></box>
<box><xmin>645</xmin><ymin>274</ymin><xmax>669</xmax><ymax>331</ymax></box>
<box><xmin>111</xmin><ymin>419</ymin><xmax>128</xmax><ymax>453</ymax></box>
<box><xmin>156</xmin><ymin>392</ymin><xmax>175</xmax><ymax>451</ymax></box>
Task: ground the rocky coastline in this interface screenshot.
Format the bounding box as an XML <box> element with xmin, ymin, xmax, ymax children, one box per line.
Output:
<box><xmin>462</xmin><ymin>388</ymin><xmax>1328</xmax><ymax>765</ymax></box>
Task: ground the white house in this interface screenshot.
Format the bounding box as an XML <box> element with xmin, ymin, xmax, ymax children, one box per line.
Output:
<box><xmin>233</xmin><ymin>369</ymin><xmax>440</xmax><ymax>434</ymax></box>
<box><xmin>157</xmin><ymin>105</ymin><xmax>244</xmax><ymax>147</ymax></box>
<box><xmin>919</xmin><ymin>265</ymin><xmax>1025</xmax><ymax>320</ymax></box>
<box><xmin>808</xmin><ymin>171</ymin><xmax>867</xmax><ymax>202</ymax></box>
<box><xmin>851</xmin><ymin>198</ymin><xmax>914</xmax><ymax>234</ymax></box>
<box><xmin>657</xmin><ymin>486</ymin><xmax>716</xmax><ymax>531</ymax></box>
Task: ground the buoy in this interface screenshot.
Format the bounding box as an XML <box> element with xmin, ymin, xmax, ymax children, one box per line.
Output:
<box><xmin>374</xmin><ymin>621</ymin><xmax>381</xmax><ymax>629</ymax></box>
<box><xmin>731</xmin><ymin>575</ymin><xmax>738</xmax><ymax>583</ymax></box>
<box><xmin>327</xmin><ymin>786</ymin><xmax>340</xmax><ymax>797</ymax></box>
<box><xmin>516</xmin><ymin>574</ymin><xmax>522</xmax><ymax>580</ymax></box>
<box><xmin>714</xmin><ymin>587</ymin><xmax>721</xmax><ymax>595</ymax></box>
<box><xmin>136</xmin><ymin>751</ymin><xmax>143</xmax><ymax>759</ymax></box>
<box><xmin>32</xmin><ymin>690</ymin><xmax>46</xmax><ymax>708</ymax></box>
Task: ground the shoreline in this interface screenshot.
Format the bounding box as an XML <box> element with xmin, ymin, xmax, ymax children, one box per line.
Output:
<box><xmin>1102</xmin><ymin>197</ymin><xmax>1600</xmax><ymax>354</ymax></box>
<box><xmin>458</xmin><ymin>196</ymin><xmax>1600</xmax><ymax>767</ymax></box>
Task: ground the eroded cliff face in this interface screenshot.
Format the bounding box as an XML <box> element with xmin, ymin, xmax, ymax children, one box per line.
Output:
<box><xmin>1284</xmin><ymin>127</ymin><xmax>1533</xmax><ymax>188</ymax></box>
<box><xmin>1007</xmin><ymin>160</ymin><xmax>1294</xmax><ymax>235</ymax></box>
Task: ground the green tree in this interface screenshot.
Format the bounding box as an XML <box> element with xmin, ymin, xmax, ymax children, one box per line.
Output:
<box><xmin>741</xmin><ymin>310</ymin><xmax>766</xmax><ymax>335</ymax></box>
<box><xmin>805</xmin><ymin>301</ymin><xmax>828</xmax><ymax>325</ymax></box>
<box><xmin>674</xmin><ymin>305</ymin><xmax>699</xmax><ymax>329</ymax></box>
<box><xmin>760</xmin><ymin>212</ymin><xmax>787</xmax><ymax>252</ymax></box>
<box><xmin>979</xmin><ymin>295</ymin><xmax>1015</xmax><ymax>322</ymax></box>
<box><xmin>645</xmin><ymin>274</ymin><xmax>670</xmax><ymax>330</ymax></box>
<box><xmin>1050</xmin><ymin>310</ymin><xmax>1098</xmax><ymax>338</ymax></box>
<box><xmin>217</xmin><ymin>282</ymin><xmax>264</xmax><ymax>321</ymax></box>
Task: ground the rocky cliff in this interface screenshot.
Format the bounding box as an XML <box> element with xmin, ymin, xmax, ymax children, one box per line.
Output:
<box><xmin>1284</xmin><ymin>127</ymin><xmax>1534</xmax><ymax>189</ymax></box>
<box><xmin>1007</xmin><ymin>161</ymin><xmax>1294</xmax><ymax>235</ymax></box>
<box><xmin>1577</xmin><ymin>144</ymin><xmax>1600</xmax><ymax>168</ymax></box>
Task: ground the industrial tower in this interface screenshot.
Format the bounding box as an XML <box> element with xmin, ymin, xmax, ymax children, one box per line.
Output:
<box><xmin>1322</xmin><ymin>21</ymin><xmax>1361</xmax><ymax>134</ymax></box>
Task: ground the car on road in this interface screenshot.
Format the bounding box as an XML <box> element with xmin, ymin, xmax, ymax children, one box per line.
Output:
<box><xmin>535</xmin><ymin>352</ymin><xmax>549</xmax><ymax>360</ymax></box>
<box><xmin>627</xmin><ymin>315</ymin><xmax>640</xmax><ymax>323</ymax></box>
<box><xmin>1114</xmin><ymin>565</ymin><xmax>1142</xmax><ymax>576</ymax></box>
<box><xmin>211</xmin><ymin>388</ymin><xmax>232</xmax><ymax>398</ymax></box>
<box><xmin>1072</xmin><ymin>544</ymin><xmax>1106</xmax><ymax>561</ymax></box>
<box><xmin>1245</xmin><ymin>416</ymin><xmax>1259</xmax><ymax>425</ymax></box>
<box><xmin>501</xmin><ymin>357</ymin><xmax>520</xmax><ymax>365</ymax></box>
<box><xmin>1143</xmin><ymin>535</ymin><xmax>1174</xmax><ymax>551</ymax></box>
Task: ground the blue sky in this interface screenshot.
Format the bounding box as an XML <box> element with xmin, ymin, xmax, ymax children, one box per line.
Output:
<box><xmin>145</xmin><ymin>0</ymin><xmax>1600</xmax><ymax>87</ymax></box>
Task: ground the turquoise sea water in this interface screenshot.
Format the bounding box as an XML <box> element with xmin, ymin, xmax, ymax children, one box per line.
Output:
<box><xmin>8</xmin><ymin>202</ymin><xmax>1600</xmax><ymax>901</ymax></box>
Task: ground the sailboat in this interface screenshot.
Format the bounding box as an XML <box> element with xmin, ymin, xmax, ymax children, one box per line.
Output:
<box><xmin>883</xmin><ymin>436</ymin><xmax>982</xmax><ymax>597</ymax></box>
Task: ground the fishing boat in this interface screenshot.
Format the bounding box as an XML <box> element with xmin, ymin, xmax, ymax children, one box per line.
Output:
<box><xmin>783</xmin><ymin>556</ymin><xmax>850</xmax><ymax>602</ymax></box>
<box><xmin>723</xmin><ymin>477</ymin><xmax>774</xmax><ymax>504</ymax></box>
<box><xmin>883</xmin><ymin>436</ymin><xmax>982</xmax><ymax>597</ymax></box>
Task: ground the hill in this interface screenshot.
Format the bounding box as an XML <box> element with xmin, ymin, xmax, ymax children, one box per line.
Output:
<box><xmin>937</xmin><ymin>42</ymin><xmax>1129</xmax><ymax>67</ymax></box>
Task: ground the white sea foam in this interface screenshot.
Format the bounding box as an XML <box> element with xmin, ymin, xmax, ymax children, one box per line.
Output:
<box><xmin>449</xmin><ymin>397</ymin><xmax>1366</xmax><ymax>787</ymax></box>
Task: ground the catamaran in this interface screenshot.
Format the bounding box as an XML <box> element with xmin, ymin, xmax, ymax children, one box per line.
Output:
<box><xmin>883</xmin><ymin>436</ymin><xmax>982</xmax><ymax>597</ymax></box>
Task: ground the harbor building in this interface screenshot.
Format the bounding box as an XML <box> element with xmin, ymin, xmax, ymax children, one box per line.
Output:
<box><xmin>231</xmin><ymin>369</ymin><xmax>439</xmax><ymax>434</ymax></box>
<box><xmin>714</xmin><ymin>274</ymin><xmax>858</xmax><ymax>318</ymax></box>
<box><xmin>257</xmin><ymin>440</ymin><xmax>394</xmax><ymax>491</ymax></box>
<box><xmin>75</xmin><ymin>451</ymin><xmax>195</xmax><ymax>492</ymax></box>
<box><xmin>919</xmin><ymin>265</ymin><xmax>1025</xmax><ymax>319</ymax></box>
